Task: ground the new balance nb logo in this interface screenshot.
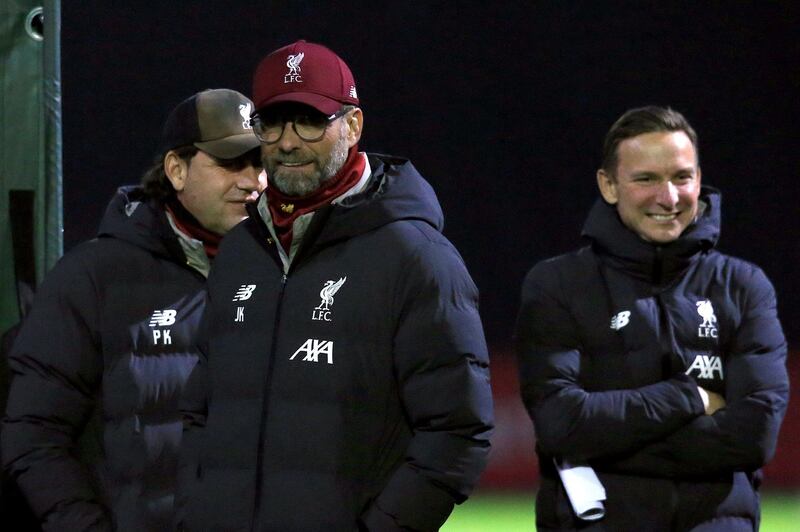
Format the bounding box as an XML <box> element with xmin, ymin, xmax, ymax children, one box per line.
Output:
<box><xmin>233</xmin><ymin>284</ymin><xmax>257</xmax><ymax>301</ymax></box>
<box><xmin>149</xmin><ymin>309</ymin><xmax>176</xmax><ymax>345</ymax></box>
<box><xmin>610</xmin><ymin>310</ymin><xmax>631</xmax><ymax>331</ymax></box>
<box><xmin>686</xmin><ymin>354</ymin><xmax>724</xmax><ymax>380</ymax></box>
<box><xmin>290</xmin><ymin>339</ymin><xmax>334</xmax><ymax>365</ymax></box>
<box><xmin>149</xmin><ymin>309</ymin><xmax>176</xmax><ymax>327</ymax></box>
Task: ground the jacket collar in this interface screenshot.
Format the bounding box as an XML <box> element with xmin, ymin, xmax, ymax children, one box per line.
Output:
<box><xmin>246</xmin><ymin>153</ymin><xmax>445</xmax><ymax>263</ymax></box>
<box><xmin>98</xmin><ymin>186</ymin><xmax>189</xmax><ymax>266</ymax></box>
<box><xmin>581</xmin><ymin>186</ymin><xmax>721</xmax><ymax>284</ymax></box>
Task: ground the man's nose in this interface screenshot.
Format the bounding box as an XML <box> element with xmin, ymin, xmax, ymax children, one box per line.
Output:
<box><xmin>238</xmin><ymin>167</ymin><xmax>265</xmax><ymax>195</ymax></box>
<box><xmin>276</xmin><ymin>121</ymin><xmax>304</xmax><ymax>151</ymax></box>
<box><xmin>655</xmin><ymin>180</ymin><xmax>679</xmax><ymax>207</ymax></box>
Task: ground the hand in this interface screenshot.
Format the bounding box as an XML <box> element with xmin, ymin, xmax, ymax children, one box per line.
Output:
<box><xmin>697</xmin><ymin>386</ymin><xmax>726</xmax><ymax>415</ymax></box>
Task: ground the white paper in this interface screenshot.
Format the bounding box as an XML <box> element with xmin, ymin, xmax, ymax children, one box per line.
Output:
<box><xmin>554</xmin><ymin>458</ymin><xmax>606</xmax><ymax>521</ymax></box>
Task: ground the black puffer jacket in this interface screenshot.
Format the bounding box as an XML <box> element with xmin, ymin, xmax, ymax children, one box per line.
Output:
<box><xmin>2</xmin><ymin>187</ymin><xmax>206</xmax><ymax>531</ymax></box>
<box><xmin>177</xmin><ymin>154</ymin><xmax>494</xmax><ymax>532</ymax></box>
<box><xmin>516</xmin><ymin>188</ymin><xmax>789</xmax><ymax>531</ymax></box>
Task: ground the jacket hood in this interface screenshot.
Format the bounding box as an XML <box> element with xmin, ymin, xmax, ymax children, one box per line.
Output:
<box><xmin>581</xmin><ymin>186</ymin><xmax>721</xmax><ymax>283</ymax></box>
<box><xmin>307</xmin><ymin>154</ymin><xmax>445</xmax><ymax>247</ymax></box>
<box><xmin>97</xmin><ymin>186</ymin><xmax>183</xmax><ymax>260</ymax></box>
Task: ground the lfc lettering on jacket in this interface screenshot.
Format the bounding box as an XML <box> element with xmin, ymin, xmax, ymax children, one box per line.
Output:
<box><xmin>311</xmin><ymin>310</ymin><xmax>332</xmax><ymax>321</ymax></box>
<box><xmin>696</xmin><ymin>300</ymin><xmax>718</xmax><ymax>338</ymax></box>
<box><xmin>698</xmin><ymin>326</ymin><xmax>718</xmax><ymax>338</ymax></box>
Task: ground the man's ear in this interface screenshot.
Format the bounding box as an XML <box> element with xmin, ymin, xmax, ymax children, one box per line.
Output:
<box><xmin>346</xmin><ymin>108</ymin><xmax>363</xmax><ymax>148</ymax></box>
<box><xmin>164</xmin><ymin>150</ymin><xmax>188</xmax><ymax>192</ymax></box>
<box><xmin>597</xmin><ymin>169</ymin><xmax>618</xmax><ymax>204</ymax></box>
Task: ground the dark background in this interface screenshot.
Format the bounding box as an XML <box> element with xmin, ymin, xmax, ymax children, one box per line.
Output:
<box><xmin>61</xmin><ymin>1</ymin><xmax>800</xmax><ymax>348</ymax></box>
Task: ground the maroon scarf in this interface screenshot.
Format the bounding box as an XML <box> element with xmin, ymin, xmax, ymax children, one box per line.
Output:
<box><xmin>166</xmin><ymin>198</ymin><xmax>222</xmax><ymax>258</ymax></box>
<box><xmin>267</xmin><ymin>147</ymin><xmax>365</xmax><ymax>253</ymax></box>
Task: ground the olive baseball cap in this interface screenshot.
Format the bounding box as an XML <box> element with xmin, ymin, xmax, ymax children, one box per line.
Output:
<box><xmin>160</xmin><ymin>88</ymin><xmax>261</xmax><ymax>159</ymax></box>
<box><xmin>252</xmin><ymin>40</ymin><xmax>359</xmax><ymax>115</ymax></box>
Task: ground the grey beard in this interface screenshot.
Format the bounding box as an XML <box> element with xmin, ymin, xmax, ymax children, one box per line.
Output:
<box><xmin>270</xmin><ymin>126</ymin><xmax>350</xmax><ymax>197</ymax></box>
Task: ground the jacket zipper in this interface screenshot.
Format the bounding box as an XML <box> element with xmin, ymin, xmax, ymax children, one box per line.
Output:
<box><xmin>251</xmin><ymin>273</ymin><xmax>288</xmax><ymax>531</ymax></box>
<box><xmin>652</xmin><ymin>246</ymin><xmax>663</xmax><ymax>286</ymax></box>
<box><xmin>651</xmin><ymin>247</ymin><xmax>682</xmax><ymax>376</ymax></box>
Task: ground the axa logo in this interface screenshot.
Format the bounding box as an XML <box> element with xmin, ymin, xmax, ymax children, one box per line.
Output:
<box><xmin>149</xmin><ymin>309</ymin><xmax>176</xmax><ymax>345</ymax></box>
<box><xmin>239</xmin><ymin>103</ymin><xmax>252</xmax><ymax>130</ymax></box>
<box><xmin>312</xmin><ymin>277</ymin><xmax>346</xmax><ymax>322</ymax></box>
<box><xmin>696</xmin><ymin>299</ymin><xmax>718</xmax><ymax>338</ymax></box>
<box><xmin>610</xmin><ymin>310</ymin><xmax>631</xmax><ymax>331</ymax></box>
<box><xmin>290</xmin><ymin>338</ymin><xmax>334</xmax><ymax>364</ymax></box>
<box><xmin>685</xmin><ymin>354</ymin><xmax>724</xmax><ymax>380</ymax></box>
<box><xmin>233</xmin><ymin>284</ymin><xmax>257</xmax><ymax>302</ymax></box>
<box><xmin>285</xmin><ymin>52</ymin><xmax>304</xmax><ymax>83</ymax></box>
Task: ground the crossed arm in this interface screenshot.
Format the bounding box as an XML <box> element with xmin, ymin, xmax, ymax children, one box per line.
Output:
<box><xmin>515</xmin><ymin>264</ymin><xmax>788</xmax><ymax>477</ymax></box>
<box><xmin>515</xmin><ymin>266</ymin><xmax>705</xmax><ymax>462</ymax></box>
<box><xmin>598</xmin><ymin>269</ymin><xmax>789</xmax><ymax>478</ymax></box>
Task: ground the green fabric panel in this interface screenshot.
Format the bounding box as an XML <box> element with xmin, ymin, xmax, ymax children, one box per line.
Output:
<box><xmin>0</xmin><ymin>0</ymin><xmax>53</xmax><ymax>333</ymax></box>
<box><xmin>43</xmin><ymin>0</ymin><xmax>62</xmax><ymax>272</ymax></box>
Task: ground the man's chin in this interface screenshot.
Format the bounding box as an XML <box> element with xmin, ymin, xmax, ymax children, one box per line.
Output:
<box><xmin>216</xmin><ymin>212</ymin><xmax>249</xmax><ymax>234</ymax></box>
<box><xmin>270</xmin><ymin>172</ymin><xmax>324</xmax><ymax>197</ymax></box>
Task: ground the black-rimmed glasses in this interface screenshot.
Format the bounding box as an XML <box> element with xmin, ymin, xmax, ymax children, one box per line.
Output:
<box><xmin>250</xmin><ymin>108</ymin><xmax>349</xmax><ymax>144</ymax></box>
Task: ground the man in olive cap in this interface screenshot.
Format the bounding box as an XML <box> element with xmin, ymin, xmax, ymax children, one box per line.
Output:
<box><xmin>2</xmin><ymin>89</ymin><xmax>265</xmax><ymax>531</ymax></box>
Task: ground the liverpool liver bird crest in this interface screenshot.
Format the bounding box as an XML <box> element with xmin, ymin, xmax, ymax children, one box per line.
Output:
<box><xmin>316</xmin><ymin>277</ymin><xmax>346</xmax><ymax>311</ymax></box>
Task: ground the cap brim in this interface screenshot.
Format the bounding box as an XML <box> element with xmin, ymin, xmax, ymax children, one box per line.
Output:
<box><xmin>195</xmin><ymin>132</ymin><xmax>261</xmax><ymax>159</ymax></box>
<box><xmin>259</xmin><ymin>92</ymin><xmax>342</xmax><ymax>115</ymax></box>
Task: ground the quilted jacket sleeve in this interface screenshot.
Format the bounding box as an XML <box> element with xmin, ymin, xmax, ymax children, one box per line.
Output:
<box><xmin>597</xmin><ymin>266</ymin><xmax>789</xmax><ymax>477</ymax></box>
<box><xmin>1</xmin><ymin>253</ymin><xmax>112</xmax><ymax>532</ymax></box>
<box><xmin>360</xmin><ymin>238</ymin><xmax>494</xmax><ymax>532</ymax></box>
<box><xmin>515</xmin><ymin>261</ymin><xmax>705</xmax><ymax>462</ymax></box>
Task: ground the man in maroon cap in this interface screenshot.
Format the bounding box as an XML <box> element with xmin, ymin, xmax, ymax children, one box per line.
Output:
<box><xmin>177</xmin><ymin>41</ymin><xmax>494</xmax><ymax>531</ymax></box>
<box><xmin>2</xmin><ymin>89</ymin><xmax>265</xmax><ymax>531</ymax></box>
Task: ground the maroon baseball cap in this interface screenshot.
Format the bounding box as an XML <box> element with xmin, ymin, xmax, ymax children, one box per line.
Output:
<box><xmin>252</xmin><ymin>40</ymin><xmax>359</xmax><ymax>115</ymax></box>
<box><xmin>161</xmin><ymin>89</ymin><xmax>260</xmax><ymax>159</ymax></box>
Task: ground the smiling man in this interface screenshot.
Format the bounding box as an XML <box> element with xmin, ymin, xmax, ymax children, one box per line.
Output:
<box><xmin>596</xmin><ymin>127</ymin><xmax>700</xmax><ymax>244</ymax></box>
<box><xmin>175</xmin><ymin>41</ymin><xmax>493</xmax><ymax>532</ymax></box>
<box><xmin>2</xmin><ymin>89</ymin><xmax>264</xmax><ymax>531</ymax></box>
<box><xmin>515</xmin><ymin>107</ymin><xmax>788</xmax><ymax>531</ymax></box>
